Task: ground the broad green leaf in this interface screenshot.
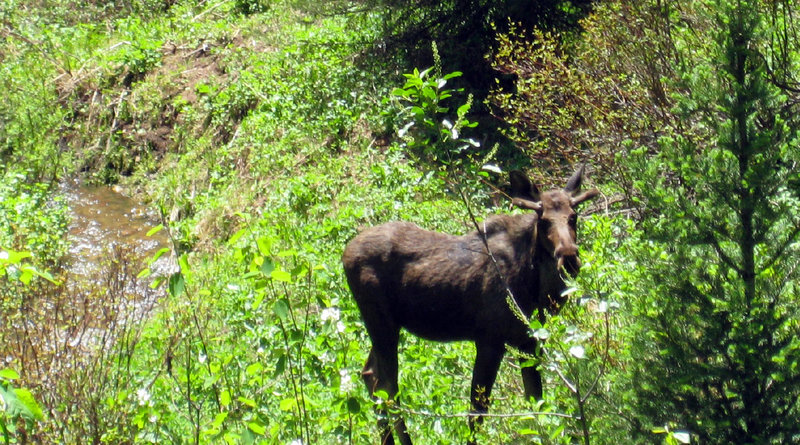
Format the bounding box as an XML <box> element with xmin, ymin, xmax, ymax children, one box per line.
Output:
<box><xmin>260</xmin><ymin>257</ymin><xmax>275</xmax><ymax>276</ymax></box>
<box><xmin>220</xmin><ymin>390</ymin><xmax>231</xmax><ymax>407</ymax></box>
<box><xmin>149</xmin><ymin>247</ymin><xmax>170</xmax><ymax>264</ymax></box>
<box><xmin>237</xmin><ymin>396</ymin><xmax>256</xmax><ymax>408</ymax></box>
<box><xmin>246</xmin><ymin>362</ymin><xmax>263</xmax><ymax>377</ymax></box>
<box><xmin>270</xmin><ymin>269</ymin><xmax>292</xmax><ymax>283</ymax></box>
<box><xmin>248</xmin><ymin>421</ymin><xmax>266</xmax><ymax>435</ymax></box>
<box><xmin>178</xmin><ymin>254</ymin><xmax>190</xmax><ymax>274</ymax></box>
<box><xmin>227</xmin><ymin>228</ymin><xmax>247</xmax><ymax>245</ymax></box>
<box><xmin>279</xmin><ymin>398</ymin><xmax>296</xmax><ymax>411</ymax></box>
<box><xmin>149</xmin><ymin>276</ymin><xmax>166</xmax><ymax>289</ymax></box>
<box><xmin>168</xmin><ymin>272</ymin><xmax>185</xmax><ymax>298</ymax></box>
<box><xmin>346</xmin><ymin>397</ymin><xmax>361</xmax><ymax>414</ymax></box>
<box><xmin>273</xmin><ymin>300</ymin><xmax>289</xmax><ymax>320</ymax></box>
<box><xmin>0</xmin><ymin>369</ymin><xmax>19</xmax><ymax>380</ymax></box>
<box><xmin>209</xmin><ymin>411</ymin><xmax>227</xmax><ymax>429</ymax></box>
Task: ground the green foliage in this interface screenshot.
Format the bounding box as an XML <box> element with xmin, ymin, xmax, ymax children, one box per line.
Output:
<box><xmin>3</xmin><ymin>0</ymin><xmax>800</xmax><ymax>444</ymax></box>
<box><xmin>488</xmin><ymin>5</ymin><xmax>669</xmax><ymax>186</ymax></box>
<box><xmin>348</xmin><ymin>0</ymin><xmax>595</xmax><ymax>97</ymax></box>
<box><xmin>0</xmin><ymin>171</ymin><xmax>69</xmax><ymax>263</ymax></box>
<box><xmin>620</xmin><ymin>1</ymin><xmax>800</xmax><ymax>442</ymax></box>
<box><xmin>0</xmin><ymin>369</ymin><xmax>44</xmax><ymax>444</ymax></box>
<box><xmin>389</xmin><ymin>45</ymin><xmax>480</xmax><ymax>168</ymax></box>
<box><xmin>234</xmin><ymin>0</ymin><xmax>269</xmax><ymax>16</ymax></box>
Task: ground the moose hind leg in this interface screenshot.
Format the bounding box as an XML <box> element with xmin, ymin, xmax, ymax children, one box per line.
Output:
<box><xmin>361</xmin><ymin>337</ymin><xmax>412</xmax><ymax>445</ymax></box>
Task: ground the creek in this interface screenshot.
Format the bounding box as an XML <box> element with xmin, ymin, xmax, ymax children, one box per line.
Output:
<box><xmin>60</xmin><ymin>179</ymin><xmax>176</xmax><ymax>312</ymax></box>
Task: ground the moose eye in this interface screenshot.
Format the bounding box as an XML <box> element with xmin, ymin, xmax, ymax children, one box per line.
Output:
<box><xmin>568</xmin><ymin>215</ymin><xmax>578</xmax><ymax>226</ymax></box>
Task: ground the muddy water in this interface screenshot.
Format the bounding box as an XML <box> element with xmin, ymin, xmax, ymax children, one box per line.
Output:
<box><xmin>61</xmin><ymin>180</ymin><xmax>175</xmax><ymax>288</ymax></box>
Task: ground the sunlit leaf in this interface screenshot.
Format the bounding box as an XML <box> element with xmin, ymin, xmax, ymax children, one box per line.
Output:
<box><xmin>237</xmin><ymin>396</ymin><xmax>256</xmax><ymax>408</ymax></box>
<box><xmin>673</xmin><ymin>431</ymin><xmax>691</xmax><ymax>444</ymax></box>
<box><xmin>273</xmin><ymin>299</ymin><xmax>289</xmax><ymax>320</ymax></box>
<box><xmin>146</xmin><ymin>224</ymin><xmax>164</xmax><ymax>237</ymax></box>
<box><xmin>0</xmin><ymin>369</ymin><xmax>19</xmax><ymax>380</ymax></box>
<box><xmin>279</xmin><ymin>398</ymin><xmax>296</xmax><ymax>411</ymax></box>
<box><xmin>168</xmin><ymin>272</ymin><xmax>185</xmax><ymax>298</ymax></box>
<box><xmin>227</xmin><ymin>228</ymin><xmax>247</xmax><ymax>245</ymax></box>
<box><xmin>270</xmin><ymin>269</ymin><xmax>292</xmax><ymax>283</ymax></box>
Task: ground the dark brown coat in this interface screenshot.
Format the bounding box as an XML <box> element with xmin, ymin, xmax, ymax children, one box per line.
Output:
<box><xmin>342</xmin><ymin>168</ymin><xmax>598</xmax><ymax>445</ymax></box>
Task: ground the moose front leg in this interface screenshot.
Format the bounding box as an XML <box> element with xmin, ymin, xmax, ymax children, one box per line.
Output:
<box><xmin>518</xmin><ymin>340</ymin><xmax>543</xmax><ymax>401</ymax></box>
<box><xmin>468</xmin><ymin>342</ymin><xmax>505</xmax><ymax>445</ymax></box>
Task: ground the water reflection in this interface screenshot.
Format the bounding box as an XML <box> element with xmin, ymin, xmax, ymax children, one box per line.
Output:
<box><xmin>61</xmin><ymin>180</ymin><xmax>175</xmax><ymax>281</ymax></box>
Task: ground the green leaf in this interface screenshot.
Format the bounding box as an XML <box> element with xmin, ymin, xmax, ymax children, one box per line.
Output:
<box><xmin>246</xmin><ymin>362</ymin><xmax>263</xmax><ymax>377</ymax></box>
<box><xmin>178</xmin><ymin>254</ymin><xmax>190</xmax><ymax>274</ymax></box>
<box><xmin>18</xmin><ymin>269</ymin><xmax>33</xmax><ymax>285</ymax></box>
<box><xmin>270</xmin><ymin>269</ymin><xmax>292</xmax><ymax>283</ymax></box>
<box><xmin>0</xmin><ymin>369</ymin><xmax>19</xmax><ymax>380</ymax></box>
<box><xmin>346</xmin><ymin>397</ymin><xmax>361</xmax><ymax>414</ymax></box>
<box><xmin>146</xmin><ymin>224</ymin><xmax>164</xmax><ymax>237</ymax></box>
<box><xmin>149</xmin><ymin>247</ymin><xmax>170</xmax><ymax>264</ymax></box>
<box><xmin>248</xmin><ymin>421</ymin><xmax>266</xmax><ymax>435</ymax></box>
<box><xmin>273</xmin><ymin>299</ymin><xmax>289</xmax><ymax>320</ymax></box>
<box><xmin>227</xmin><ymin>228</ymin><xmax>247</xmax><ymax>245</ymax></box>
<box><xmin>259</xmin><ymin>257</ymin><xmax>275</xmax><ymax>276</ymax></box>
<box><xmin>237</xmin><ymin>396</ymin><xmax>256</xmax><ymax>408</ymax></box>
<box><xmin>149</xmin><ymin>276</ymin><xmax>166</xmax><ymax>289</ymax></box>
<box><xmin>210</xmin><ymin>411</ymin><xmax>228</xmax><ymax>429</ymax></box>
<box><xmin>279</xmin><ymin>398</ymin><xmax>296</xmax><ymax>411</ymax></box>
<box><xmin>220</xmin><ymin>390</ymin><xmax>231</xmax><ymax>407</ymax></box>
<box><xmin>168</xmin><ymin>272</ymin><xmax>185</xmax><ymax>298</ymax></box>
<box><xmin>392</xmin><ymin>87</ymin><xmax>410</xmax><ymax>97</ymax></box>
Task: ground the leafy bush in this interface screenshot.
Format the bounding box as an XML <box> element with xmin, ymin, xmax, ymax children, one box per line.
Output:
<box><xmin>488</xmin><ymin>4</ymin><xmax>670</xmax><ymax>187</ymax></box>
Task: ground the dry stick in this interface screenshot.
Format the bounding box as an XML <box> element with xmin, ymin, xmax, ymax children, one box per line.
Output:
<box><xmin>395</xmin><ymin>405</ymin><xmax>579</xmax><ymax>420</ymax></box>
<box><xmin>453</xmin><ymin>183</ymin><xmax>530</xmax><ymax>327</ymax></box>
<box><xmin>581</xmin><ymin>311</ymin><xmax>611</xmax><ymax>405</ymax></box>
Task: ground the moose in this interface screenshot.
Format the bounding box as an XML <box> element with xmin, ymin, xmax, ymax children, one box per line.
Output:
<box><xmin>342</xmin><ymin>167</ymin><xmax>599</xmax><ymax>444</ymax></box>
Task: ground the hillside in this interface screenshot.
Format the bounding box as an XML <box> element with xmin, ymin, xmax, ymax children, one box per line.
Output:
<box><xmin>2</xmin><ymin>1</ymin><xmax>800</xmax><ymax>443</ymax></box>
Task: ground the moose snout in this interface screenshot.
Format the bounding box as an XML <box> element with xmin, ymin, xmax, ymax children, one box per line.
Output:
<box><xmin>555</xmin><ymin>244</ymin><xmax>581</xmax><ymax>277</ymax></box>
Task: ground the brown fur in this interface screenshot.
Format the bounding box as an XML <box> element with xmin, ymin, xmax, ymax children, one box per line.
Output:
<box><xmin>342</xmin><ymin>168</ymin><xmax>598</xmax><ymax>445</ymax></box>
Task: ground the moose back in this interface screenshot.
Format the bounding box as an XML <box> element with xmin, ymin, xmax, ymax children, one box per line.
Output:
<box><xmin>342</xmin><ymin>167</ymin><xmax>598</xmax><ymax>445</ymax></box>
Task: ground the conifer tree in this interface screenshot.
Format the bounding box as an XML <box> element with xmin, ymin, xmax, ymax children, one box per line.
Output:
<box><xmin>626</xmin><ymin>1</ymin><xmax>800</xmax><ymax>442</ymax></box>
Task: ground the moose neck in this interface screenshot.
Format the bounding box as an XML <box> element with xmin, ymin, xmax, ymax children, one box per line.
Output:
<box><xmin>532</xmin><ymin>229</ymin><xmax>568</xmax><ymax>317</ymax></box>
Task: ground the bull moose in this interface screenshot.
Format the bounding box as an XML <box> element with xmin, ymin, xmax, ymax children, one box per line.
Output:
<box><xmin>342</xmin><ymin>167</ymin><xmax>599</xmax><ymax>444</ymax></box>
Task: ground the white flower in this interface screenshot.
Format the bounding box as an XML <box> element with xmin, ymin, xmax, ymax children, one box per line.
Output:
<box><xmin>339</xmin><ymin>369</ymin><xmax>354</xmax><ymax>393</ymax></box>
<box><xmin>136</xmin><ymin>388</ymin><xmax>151</xmax><ymax>406</ymax></box>
<box><xmin>320</xmin><ymin>307</ymin><xmax>340</xmax><ymax>322</ymax></box>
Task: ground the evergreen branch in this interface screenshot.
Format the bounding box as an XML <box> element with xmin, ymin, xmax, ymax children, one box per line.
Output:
<box><xmin>761</xmin><ymin>222</ymin><xmax>800</xmax><ymax>273</ymax></box>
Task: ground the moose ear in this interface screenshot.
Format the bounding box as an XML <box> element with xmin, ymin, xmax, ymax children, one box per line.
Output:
<box><xmin>509</xmin><ymin>170</ymin><xmax>542</xmax><ymax>211</ymax></box>
<box><xmin>564</xmin><ymin>165</ymin><xmax>586</xmax><ymax>193</ymax></box>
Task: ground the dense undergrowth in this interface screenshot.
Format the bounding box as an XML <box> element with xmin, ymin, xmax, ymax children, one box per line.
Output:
<box><xmin>2</xmin><ymin>0</ymin><xmax>800</xmax><ymax>443</ymax></box>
